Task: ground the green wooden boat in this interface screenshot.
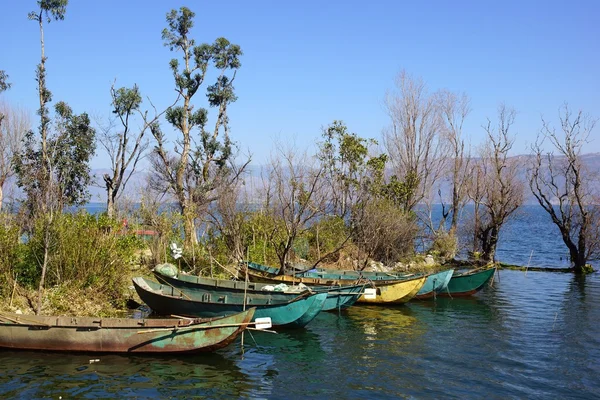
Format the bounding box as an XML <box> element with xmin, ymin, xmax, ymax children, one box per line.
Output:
<box><xmin>153</xmin><ymin>268</ymin><xmax>365</xmax><ymax>312</ymax></box>
<box><xmin>242</xmin><ymin>261</ymin><xmax>281</xmax><ymax>275</ymax></box>
<box><xmin>439</xmin><ymin>267</ymin><xmax>496</xmax><ymax>297</ymax></box>
<box><xmin>0</xmin><ymin>308</ymin><xmax>255</xmax><ymax>353</ymax></box>
<box><xmin>133</xmin><ymin>277</ymin><xmax>327</xmax><ymax>328</ymax></box>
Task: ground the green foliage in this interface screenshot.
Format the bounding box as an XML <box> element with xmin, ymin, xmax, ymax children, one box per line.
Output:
<box><xmin>0</xmin><ymin>70</ymin><xmax>10</xmax><ymax>93</ymax></box>
<box><xmin>428</xmin><ymin>230</ymin><xmax>458</xmax><ymax>261</ymax></box>
<box><xmin>131</xmin><ymin>202</ymin><xmax>183</xmax><ymax>267</ymax></box>
<box><xmin>14</xmin><ymin>102</ymin><xmax>96</xmax><ymax>212</ymax></box>
<box><xmin>306</xmin><ymin>216</ymin><xmax>348</xmax><ymax>262</ymax></box>
<box><xmin>0</xmin><ymin>215</ymin><xmax>25</xmax><ymax>297</ymax></box>
<box><xmin>112</xmin><ymin>85</ymin><xmax>142</xmax><ymax>116</ymax></box>
<box><xmin>380</xmin><ymin>172</ymin><xmax>420</xmax><ymax>212</ymax></box>
<box><xmin>241</xmin><ymin>211</ymin><xmax>280</xmax><ymax>267</ymax></box>
<box><xmin>29</xmin><ymin>0</ymin><xmax>68</xmax><ymax>22</ymax></box>
<box><xmin>13</xmin><ymin>213</ymin><xmax>143</xmax><ymax>297</ymax></box>
<box><xmin>353</xmin><ymin>198</ymin><xmax>418</xmax><ymax>266</ymax></box>
<box><xmin>52</xmin><ymin>102</ymin><xmax>96</xmax><ymax>206</ymax></box>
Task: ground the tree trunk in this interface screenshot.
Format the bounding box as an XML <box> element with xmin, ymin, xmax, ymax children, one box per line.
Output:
<box><xmin>36</xmin><ymin>219</ymin><xmax>51</xmax><ymax>315</ymax></box>
<box><xmin>182</xmin><ymin>205</ymin><xmax>198</xmax><ymax>246</ymax></box>
<box><xmin>106</xmin><ymin>187</ymin><xmax>115</xmax><ymax>219</ymax></box>
<box><xmin>0</xmin><ymin>185</ymin><xmax>3</xmax><ymax>212</ymax></box>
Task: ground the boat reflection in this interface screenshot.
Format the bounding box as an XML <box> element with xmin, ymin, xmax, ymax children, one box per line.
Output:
<box><xmin>0</xmin><ymin>349</ymin><xmax>255</xmax><ymax>398</ymax></box>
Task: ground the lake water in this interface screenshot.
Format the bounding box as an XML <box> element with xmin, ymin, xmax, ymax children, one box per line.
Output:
<box><xmin>0</xmin><ymin>205</ymin><xmax>598</xmax><ymax>398</ymax></box>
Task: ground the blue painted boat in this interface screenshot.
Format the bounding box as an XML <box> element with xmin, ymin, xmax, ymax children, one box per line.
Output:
<box><xmin>132</xmin><ymin>277</ymin><xmax>327</xmax><ymax>328</ymax></box>
<box><xmin>413</xmin><ymin>269</ymin><xmax>454</xmax><ymax>299</ymax></box>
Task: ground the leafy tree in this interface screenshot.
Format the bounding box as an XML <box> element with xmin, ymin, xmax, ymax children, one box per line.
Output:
<box><xmin>0</xmin><ymin>70</ymin><xmax>10</xmax><ymax>95</ymax></box>
<box><xmin>529</xmin><ymin>105</ymin><xmax>599</xmax><ymax>273</ymax></box>
<box><xmin>151</xmin><ymin>7</ymin><xmax>243</xmax><ymax>246</ymax></box>
<box><xmin>13</xmin><ymin>0</ymin><xmax>97</xmax><ymax>315</ymax></box>
<box><xmin>317</xmin><ymin>121</ymin><xmax>374</xmax><ymax>219</ymax></box>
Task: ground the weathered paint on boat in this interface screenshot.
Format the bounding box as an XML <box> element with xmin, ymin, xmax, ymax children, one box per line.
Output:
<box><xmin>153</xmin><ymin>269</ymin><xmax>363</xmax><ymax>313</ymax></box>
<box><xmin>0</xmin><ymin>309</ymin><xmax>254</xmax><ymax>353</ymax></box>
<box><xmin>247</xmin><ymin>270</ymin><xmax>364</xmax><ymax>287</ymax></box>
<box><xmin>356</xmin><ymin>275</ymin><xmax>427</xmax><ymax>304</ymax></box>
<box><xmin>133</xmin><ymin>277</ymin><xmax>326</xmax><ymax>328</ymax></box>
<box><xmin>414</xmin><ymin>269</ymin><xmax>455</xmax><ymax>299</ymax></box>
<box><xmin>439</xmin><ymin>267</ymin><xmax>496</xmax><ymax>297</ymax></box>
<box><xmin>243</xmin><ymin>261</ymin><xmax>281</xmax><ymax>275</ymax></box>
<box><xmin>311</xmin><ymin>284</ymin><xmax>367</xmax><ymax>311</ymax></box>
<box><xmin>301</xmin><ymin>269</ymin><xmax>406</xmax><ymax>281</ymax></box>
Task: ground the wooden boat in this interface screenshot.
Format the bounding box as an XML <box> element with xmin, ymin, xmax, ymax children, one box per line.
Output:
<box><xmin>246</xmin><ymin>270</ymin><xmax>426</xmax><ymax>304</ymax></box>
<box><xmin>413</xmin><ymin>269</ymin><xmax>454</xmax><ymax>299</ymax></box>
<box><xmin>0</xmin><ymin>308</ymin><xmax>255</xmax><ymax>353</ymax></box>
<box><xmin>153</xmin><ymin>269</ymin><xmax>365</xmax><ymax>312</ymax></box>
<box><xmin>439</xmin><ymin>267</ymin><xmax>496</xmax><ymax>297</ymax></box>
<box><xmin>133</xmin><ymin>277</ymin><xmax>327</xmax><ymax>328</ymax></box>
<box><xmin>299</xmin><ymin>268</ymin><xmax>406</xmax><ymax>281</ymax></box>
<box><xmin>356</xmin><ymin>275</ymin><xmax>427</xmax><ymax>304</ymax></box>
<box><xmin>243</xmin><ymin>261</ymin><xmax>281</xmax><ymax>275</ymax></box>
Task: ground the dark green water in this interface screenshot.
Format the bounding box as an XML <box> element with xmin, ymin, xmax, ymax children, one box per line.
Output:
<box><xmin>0</xmin><ymin>270</ymin><xmax>598</xmax><ymax>399</ymax></box>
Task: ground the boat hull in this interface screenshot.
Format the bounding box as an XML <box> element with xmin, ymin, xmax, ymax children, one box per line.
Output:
<box><xmin>439</xmin><ymin>267</ymin><xmax>496</xmax><ymax>297</ymax></box>
<box><xmin>0</xmin><ymin>309</ymin><xmax>254</xmax><ymax>353</ymax></box>
<box><xmin>155</xmin><ymin>270</ymin><xmax>364</xmax><ymax>313</ymax></box>
<box><xmin>356</xmin><ymin>276</ymin><xmax>427</xmax><ymax>304</ymax></box>
<box><xmin>133</xmin><ymin>277</ymin><xmax>326</xmax><ymax>328</ymax></box>
<box><xmin>413</xmin><ymin>269</ymin><xmax>454</xmax><ymax>299</ymax></box>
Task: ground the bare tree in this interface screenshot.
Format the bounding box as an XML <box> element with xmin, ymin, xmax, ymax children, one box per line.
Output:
<box><xmin>262</xmin><ymin>144</ymin><xmax>325</xmax><ymax>273</ymax></box>
<box><xmin>382</xmin><ymin>70</ymin><xmax>448</xmax><ymax>213</ymax></box>
<box><xmin>437</xmin><ymin>90</ymin><xmax>472</xmax><ymax>232</ymax></box>
<box><xmin>206</xmin><ymin>160</ymin><xmax>252</xmax><ymax>263</ymax></box>
<box><xmin>470</xmin><ymin>104</ymin><xmax>524</xmax><ymax>263</ymax></box>
<box><xmin>529</xmin><ymin>104</ymin><xmax>599</xmax><ymax>273</ymax></box>
<box><xmin>0</xmin><ymin>102</ymin><xmax>29</xmax><ymax>211</ymax></box>
<box><xmin>98</xmin><ymin>82</ymin><xmax>166</xmax><ymax>218</ymax></box>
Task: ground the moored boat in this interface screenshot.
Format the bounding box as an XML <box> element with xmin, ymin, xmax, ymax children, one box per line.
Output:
<box><xmin>153</xmin><ymin>267</ymin><xmax>365</xmax><ymax>312</ymax></box>
<box><xmin>356</xmin><ymin>275</ymin><xmax>427</xmax><ymax>304</ymax></box>
<box><xmin>0</xmin><ymin>308</ymin><xmax>255</xmax><ymax>353</ymax></box>
<box><xmin>133</xmin><ymin>277</ymin><xmax>327</xmax><ymax>328</ymax></box>
<box><xmin>439</xmin><ymin>267</ymin><xmax>496</xmax><ymax>297</ymax></box>
<box><xmin>413</xmin><ymin>269</ymin><xmax>454</xmax><ymax>300</ymax></box>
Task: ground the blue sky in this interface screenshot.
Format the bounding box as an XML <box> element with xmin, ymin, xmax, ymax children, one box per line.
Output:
<box><xmin>0</xmin><ymin>0</ymin><xmax>598</xmax><ymax>169</ymax></box>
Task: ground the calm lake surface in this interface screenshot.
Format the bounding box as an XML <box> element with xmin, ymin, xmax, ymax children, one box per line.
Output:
<box><xmin>1</xmin><ymin>206</ymin><xmax>598</xmax><ymax>399</ymax></box>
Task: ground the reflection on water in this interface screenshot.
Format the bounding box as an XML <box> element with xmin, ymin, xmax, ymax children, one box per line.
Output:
<box><xmin>0</xmin><ymin>350</ymin><xmax>255</xmax><ymax>399</ymax></box>
<box><xmin>0</xmin><ymin>271</ymin><xmax>599</xmax><ymax>398</ymax></box>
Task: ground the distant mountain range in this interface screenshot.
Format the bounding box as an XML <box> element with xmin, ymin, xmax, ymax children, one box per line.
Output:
<box><xmin>3</xmin><ymin>153</ymin><xmax>599</xmax><ymax>205</ymax></box>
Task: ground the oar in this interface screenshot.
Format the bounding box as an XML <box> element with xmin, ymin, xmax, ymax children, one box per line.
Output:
<box><xmin>136</xmin><ymin>317</ymin><xmax>273</xmax><ymax>334</ymax></box>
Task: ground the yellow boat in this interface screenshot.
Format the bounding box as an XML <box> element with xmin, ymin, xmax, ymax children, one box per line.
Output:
<box><xmin>356</xmin><ymin>275</ymin><xmax>427</xmax><ymax>304</ymax></box>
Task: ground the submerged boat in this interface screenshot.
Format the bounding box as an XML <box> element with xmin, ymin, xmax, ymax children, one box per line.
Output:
<box><xmin>0</xmin><ymin>308</ymin><xmax>255</xmax><ymax>353</ymax></box>
<box><xmin>133</xmin><ymin>277</ymin><xmax>327</xmax><ymax>328</ymax></box>
<box><xmin>439</xmin><ymin>267</ymin><xmax>496</xmax><ymax>297</ymax></box>
<box><xmin>153</xmin><ymin>267</ymin><xmax>365</xmax><ymax>312</ymax></box>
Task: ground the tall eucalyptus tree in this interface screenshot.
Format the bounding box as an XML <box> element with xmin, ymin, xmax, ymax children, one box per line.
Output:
<box><xmin>151</xmin><ymin>7</ymin><xmax>243</xmax><ymax>245</ymax></box>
